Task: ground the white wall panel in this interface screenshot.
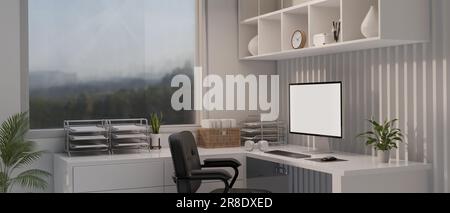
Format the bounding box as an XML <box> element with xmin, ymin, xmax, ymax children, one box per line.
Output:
<box><xmin>279</xmin><ymin>0</ymin><xmax>449</xmax><ymax>192</ymax></box>
<box><xmin>0</xmin><ymin>0</ymin><xmax>23</xmax><ymax>122</ymax></box>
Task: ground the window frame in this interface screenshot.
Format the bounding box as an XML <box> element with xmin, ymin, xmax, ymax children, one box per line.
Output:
<box><xmin>23</xmin><ymin>0</ymin><xmax>202</xmax><ymax>139</ymax></box>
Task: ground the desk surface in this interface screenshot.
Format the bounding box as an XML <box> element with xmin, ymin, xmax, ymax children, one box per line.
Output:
<box><xmin>55</xmin><ymin>145</ymin><xmax>431</xmax><ymax>177</ymax></box>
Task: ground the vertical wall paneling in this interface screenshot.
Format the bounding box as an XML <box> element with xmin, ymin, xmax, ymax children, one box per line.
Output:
<box><xmin>444</xmin><ymin>0</ymin><xmax>450</xmax><ymax>193</ymax></box>
<box><xmin>278</xmin><ymin>0</ymin><xmax>448</xmax><ymax>192</ymax></box>
<box><xmin>287</xmin><ymin>166</ymin><xmax>332</xmax><ymax>193</ymax></box>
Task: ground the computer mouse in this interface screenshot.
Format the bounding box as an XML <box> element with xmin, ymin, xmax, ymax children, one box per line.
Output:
<box><xmin>321</xmin><ymin>156</ymin><xmax>338</xmax><ymax>162</ymax></box>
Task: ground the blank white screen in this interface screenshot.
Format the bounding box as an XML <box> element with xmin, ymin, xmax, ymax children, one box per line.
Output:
<box><xmin>290</xmin><ymin>83</ymin><xmax>342</xmax><ymax>138</ymax></box>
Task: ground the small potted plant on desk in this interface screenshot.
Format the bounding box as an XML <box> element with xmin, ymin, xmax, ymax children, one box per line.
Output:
<box><xmin>150</xmin><ymin>112</ymin><xmax>163</xmax><ymax>150</ymax></box>
<box><xmin>357</xmin><ymin>118</ymin><xmax>405</xmax><ymax>163</ymax></box>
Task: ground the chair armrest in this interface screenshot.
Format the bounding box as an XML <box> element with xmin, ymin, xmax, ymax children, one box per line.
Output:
<box><xmin>202</xmin><ymin>159</ymin><xmax>241</xmax><ymax>190</ymax></box>
<box><xmin>184</xmin><ymin>169</ymin><xmax>232</xmax><ymax>193</ymax></box>
<box><xmin>203</xmin><ymin>158</ymin><xmax>242</xmax><ymax>169</ymax></box>
<box><xmin>190</xmin><ymin>169</ymin><xmax>232</xmax><ymax>181</ymax></box>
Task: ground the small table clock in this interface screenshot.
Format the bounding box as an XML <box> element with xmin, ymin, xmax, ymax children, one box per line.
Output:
<box><xmin>291</xmin><ymin>30</ymin><xmax>307</xmax><ymax>49</ymax></box>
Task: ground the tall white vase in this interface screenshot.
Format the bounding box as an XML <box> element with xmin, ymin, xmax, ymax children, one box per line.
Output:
<box><xmin>361</xmin><ymin>6</ymin><xmax>379</xmax><ymax>38</ymax></box>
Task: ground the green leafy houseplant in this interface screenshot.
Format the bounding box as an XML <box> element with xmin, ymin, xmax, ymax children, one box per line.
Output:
<box><xmin>357</xmin><ymin>118</ymin><xmax>405</xmax><ymax>163</ymax></box>
<box><xmin>150</xmin><ymin>113</ymin><xmax>163</xmax><ymax>149</ymax></box>
<box><xmin>0</xmin><ymin>112</ymin><xmax>51</xmax><ymax>193</ymax></box>
<box><xmin>150</xmin><ymin>112</ymin><xmax>163</xmax><ymax>134</ymax></box>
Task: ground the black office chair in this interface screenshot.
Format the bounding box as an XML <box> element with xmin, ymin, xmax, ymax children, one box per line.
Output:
<box><xmin>169</xmin><ymin>131</ymin><xmax>270</xmax><ymax>193</ymax></box>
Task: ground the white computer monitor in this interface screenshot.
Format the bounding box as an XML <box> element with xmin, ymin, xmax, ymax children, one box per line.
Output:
<box><xmin>289</xmin><ymin>82</ymin><xmax>342</xmax><ymax>138</ymax></box>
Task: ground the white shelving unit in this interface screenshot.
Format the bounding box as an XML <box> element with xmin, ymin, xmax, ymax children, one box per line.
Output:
<box><xmin>239</xmin><ymin>0</ymin><xmax>430</xmax><ymax>61</ymax></box>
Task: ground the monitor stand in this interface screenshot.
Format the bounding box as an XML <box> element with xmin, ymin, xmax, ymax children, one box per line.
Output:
<box><xmin>303</xmin><ymin>137</ymin><xmax>333</xmax><ymax>154</ymax></box>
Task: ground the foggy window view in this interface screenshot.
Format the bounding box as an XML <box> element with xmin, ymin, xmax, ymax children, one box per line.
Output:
<box><xmin>28</xmin><ymin>0</ymin><xmax>196</xmax><ymax>129</ymax></box>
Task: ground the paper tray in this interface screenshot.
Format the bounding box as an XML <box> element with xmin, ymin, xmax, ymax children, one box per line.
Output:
<box><xmin>112</xmin><ymin>142</ymin><xmax>149</xmax><ymax>148</ymax></box>
<box><xmin>69</xmin><ymin>135</ymin><xmax>108</xmax><ymax>141</ymax></box>
<box><xmin>68</xmin><ymin>126</ymin><xmax>107</xmax><ymax>133</ymax></box>
<box><xmin>110</xmin><ymin>125</ymin><xmax>148</xmax><ymax>132</ymax></box>
<box><xmin>112</xmin><ymin>134</ymin><xmax>148</xmax><ymax>140</ymax></box>
<box><xmin>70</xmin><ymin>143</ymin><xmax>109</xmax><ymax>149</ymax></box>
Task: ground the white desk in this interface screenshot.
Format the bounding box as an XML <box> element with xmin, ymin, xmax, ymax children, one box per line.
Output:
<box><xmin>54</xmin><ymin>145</ymin><xmax>431</xmax><ymax>193</ymax></box>
<box><xmin>246</xmin><ymin>145</ymin><xmax>431</xmax><ymax>193</ymax></box>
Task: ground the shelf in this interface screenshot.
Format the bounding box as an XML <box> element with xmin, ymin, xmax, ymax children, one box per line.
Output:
<box><xmin>238</xmin><ymin>0</ymin><xmax>430</xmax><ymax>61</ymax></box>
<box><xmin>70</xmin><ymin>143</ymin><xmax>109</xmax><ymax>150</ymax></box>
<box><xmin>69</xmin><ymin>135</ymin><xmax>108</xmax><ymax>141</ymax></box>
<box><xmin>112</xmin><ymin>133</ymin><xmax>148</xmax><ymax>140</ymax></box>
<box><xmin>110</xmin><ymin>125</ymin><xmax>148</xmax><ymax>132</ymax></box>
<box><xmin>112</xmin><ymin>142</ymin><xmax>149</xmax><ymax>148</ymax></box>
<box><xmin>68</xmin><ymin>126</ymin><xmax>107</xmax><ymax>133</ymax></box>
<box><xmin>241</xmin><ymin>17</ymin><xmax>258</xmax><ymax>25</ymax></box>
<box><xmin>240</xmin><ymin>37</ymin><xmax>422</xmax><ymax>60</ymax></box>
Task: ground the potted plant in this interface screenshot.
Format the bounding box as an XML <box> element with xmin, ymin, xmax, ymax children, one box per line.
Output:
<box><xmin>0</xmin><ymin>112</ymin><xmax>51</xmax><ymax>193</ymax></box>
<box><xmin>357</xmin><ymin>118</ymin><xmax>405</xmax><ymax>163</ymax></box>
<box><xmin>150</xmin><ymin>112</ymin><xmax>163</xmax><ymax>149</ymax></box>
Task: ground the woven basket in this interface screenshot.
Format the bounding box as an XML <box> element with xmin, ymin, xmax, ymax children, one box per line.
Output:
<box><xmin>197</xmin><ymin>128</ymin><xmax>241</xmax><ymax>148</ymax></box>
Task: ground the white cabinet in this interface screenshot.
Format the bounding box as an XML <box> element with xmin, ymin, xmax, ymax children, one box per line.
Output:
<box><xmin>73</xmin><ymin>161</ymin><xmax>164</xmax><ymax>193</ymax></box>
<box><xmin>239</xmin><ymin>0</ymin><xmax>430</xmax><ymax>60</ymax></box>
<box><xmin>54</xmin><ymin>152</ymin><xmax>246</xmax><ymax>193</ymax></box>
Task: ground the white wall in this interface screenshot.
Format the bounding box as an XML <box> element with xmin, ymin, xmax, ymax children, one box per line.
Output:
<box><xmin>279</xmin><ymin>0</ymin><xmax>449</xmax><ymax>193</ymax></box>
<box><xmin>0</xmin><ymin>0</ymin><xmax>23</xmax><ymax>122</ymax></box>
<box><xmin>205</xmin><ymin>0</ymin><xmax>277</xmax><ymax>123</ymax></box>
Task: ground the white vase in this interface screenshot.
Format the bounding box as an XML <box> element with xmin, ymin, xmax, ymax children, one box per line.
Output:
<box><xmin>248</xmin><ymin>36</ymin><xmax>258</xmax><ymax>56</ymax></box>
<box><xmin>361</xmin><ymin>6</ymin><xmax>379</xmax><ymax>38</ymax></box>
<box><xmin>377</xmin><ymin>150</ymin><xmax>391</xmax><ymax>163</ymax></box>
<box><xmin>150</xmin><ymin>134</ymin><xmax>162</xmax><ymax>149</ymax></box>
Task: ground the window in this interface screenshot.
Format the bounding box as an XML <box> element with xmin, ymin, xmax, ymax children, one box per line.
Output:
<box><xmin>28</xmin><ymin>0</ymin><xmax>196</xmax><ymax>129</ymax></box>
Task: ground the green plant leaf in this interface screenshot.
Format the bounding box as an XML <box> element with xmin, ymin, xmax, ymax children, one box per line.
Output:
<box><xmin>357</xmin><ymin>118</ymin><xmax>405</xmax><ymax>152</ymax></box>
<box><xmin>150</xmin><ymin>112</ymin><xmax>163</xmax><ymax>134</ymax></box>
<box><xmin>10</xmin><ymin>169</ymin><xmax>51</xmax><ymax>192</ymax></box>
<box><xmin>12</xmin><ymin>151</ymin><xmax>46</xmax><ymax>170</ymax></box>
<box><xmin>0</xmin><ymin>112</ymin><xmax>51</xmax><ymax>193</ymax></box>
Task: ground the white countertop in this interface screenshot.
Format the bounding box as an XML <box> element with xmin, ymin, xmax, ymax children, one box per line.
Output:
<box><xmin>55</xmin><ymin>145</ymin><xmax>431</xmax><ymax>177</ymax></box>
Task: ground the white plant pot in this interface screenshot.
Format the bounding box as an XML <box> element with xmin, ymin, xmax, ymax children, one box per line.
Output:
<box><xmin>361</xmin><ymin>6</ymin><xmax>379</xmax><ymax>38</ymax></box>
<box><xmin>377</xmin><ymin>150</ymin><xmax>391</xmax><ymax>163</ymax></box>
<box><xmin>248</xmin><ymin>36</ymin><xmax>258</xmax><ymax>56</ymax></box>
<box><xmin>150</xmin><ymin>134</ymin><xmax>162</xmax><ymax>149</ymax></box>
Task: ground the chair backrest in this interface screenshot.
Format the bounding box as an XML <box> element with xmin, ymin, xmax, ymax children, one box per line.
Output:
<box><xmin>168</xmin><ymin>131</ymin><xmax>202</xmax><ymax>193</ymax></box>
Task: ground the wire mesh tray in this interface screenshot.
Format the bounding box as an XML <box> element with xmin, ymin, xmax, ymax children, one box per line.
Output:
<box><xmin>68</xmin><ymin>126</ymin><xmax>107</xmax><ymax>133</ymax></box>
<box><xmin>110</xmin><ymin>125</ymin><xmax>148</xmax><ymax>132</ymax></box>
<box><xmin>112</xmin><ymin>142</ymin><xmax>149</xmax><ymax>148</ymax></box>
<box><xmin>112</xmin><ymin>133</ymin><xmax>148</xmax><ymax>140</ymax></box>
<box><xmin>69</xmin><ymin>135</ymin><xmax>108</xmax><ymax>141</ymax></box>
<box><xmin>70</xmin><ymin>143</ymin><xmax>109</xmax><ymax>150</ymax></box>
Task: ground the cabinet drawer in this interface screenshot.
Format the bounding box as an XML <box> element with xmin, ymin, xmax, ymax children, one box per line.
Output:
<box><xmin>73</xmin><ymin>161</ymin><xmax>164</xmax><ymax>193</ymax></box>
